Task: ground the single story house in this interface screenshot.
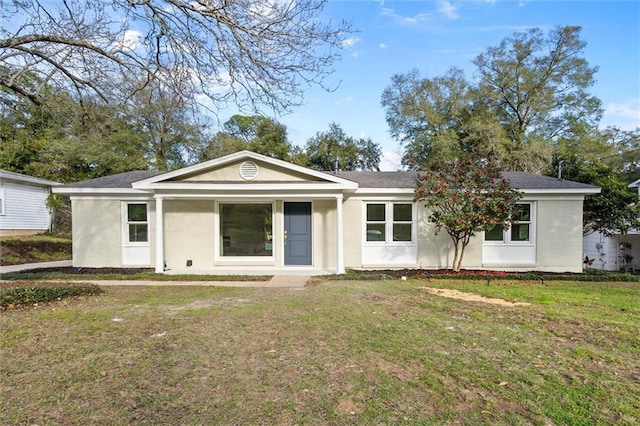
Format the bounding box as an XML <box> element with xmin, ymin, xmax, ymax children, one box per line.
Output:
<box><xmin>53</xmin><ymin>151</ymin><xmax>600</xmax><ymax>274</ymax></box>
<box><xmin>583</xmin><ymin>178</ymin><xmax>640</xmax><ymax>272</ymax></box>
<box><xmin>0</xmin><ymin>169</ymin><xmax>61</xmax><ymax>236</ymax></box>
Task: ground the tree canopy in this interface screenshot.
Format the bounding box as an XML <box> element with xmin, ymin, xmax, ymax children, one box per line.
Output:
<box><xmin>0</xmin><ymin>0</ymin><xmax>350</xmax><ymax>112</ymax></box>
<box><xmin>304</xmin><ymin>122</ymin><xmax>381</xmax><ymax>171</ymax></box>
<box><xmin>553</xmin><ymin>126</ymin><xmax>640</xmax><ymax>235</ymax></box>
<box><xmin>199</xmin><ymin>114</ymin><xmax>295</xmax><ymax>162</ymax></box>
<box><xmin>382</xmin><ymin>26</ymin><xmax>601</xmax><ymax>173</ymax></box>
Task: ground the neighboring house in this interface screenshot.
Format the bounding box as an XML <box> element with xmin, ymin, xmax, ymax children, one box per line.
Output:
<box><xmin>583</xmin><ymin>179</ymin><xmax>640</xmax><ymax>272</ymax></box>
<box><xmin>0</xmin><ymin>169</ymin><xmax>61</xmax><ymax>236</ymax></box>
<box><xmin>53</xmin><ymin>151</ymin><xmax>600</xmax><ymax>274</ymax></box>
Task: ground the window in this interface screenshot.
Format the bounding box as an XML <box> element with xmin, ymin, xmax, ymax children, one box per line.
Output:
<box><xmin>126</xmin><ymin>203</ymin><xmax>148</xmax><ymax>243</ymax></box>
<box><xmin>366</xmin><ymin>202</ymin><xmax>414</xmax><ymax>243</ymax></box>
<box><xmin>0</xmin><ymin>183</ymin><xmax>4</xmax><ymax>215</ymax></box>
<box><xmin>220</xmin><ymin>203</ymin><xmax>273</xmax><ymax>257</ymax></box>
<box><xmin>484</xmin><ymin>203</ymin><xmax>532</xmax><ymax>243</ymax></box>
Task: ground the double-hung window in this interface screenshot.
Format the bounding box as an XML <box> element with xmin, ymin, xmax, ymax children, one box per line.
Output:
<box><xmin>484</xmin><ymin>203</ymin><xmax>532</xmax><ymax>244</ymax></box>
<box><xmin>126</xmin><ymin>203</ymin><xmax>148</xmax><ymax>243</ymax></box>
<box><xmin>365</xmin><ymin>202</ymin><xmax>414</xmax><ymax>243</ymax></box>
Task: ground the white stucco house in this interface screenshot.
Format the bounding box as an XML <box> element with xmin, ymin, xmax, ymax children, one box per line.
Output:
<box><xmin>53</xmin><ymin>151</ymin><xmax>600</xmax><ymax>275</ymax></box>
<box><xmin>583</xmin><ymin>179</ymin><xmax>640</xmax><ymax>272</ymax></box>
<box><xmin>0</xmin><ymin>169</ymin><xmax>61</xmax><ymax>236</ymax></box>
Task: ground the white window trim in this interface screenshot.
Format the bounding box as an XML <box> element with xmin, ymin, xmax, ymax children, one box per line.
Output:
<box><xmin>363</xmin><ymin>201</ymin><xmax>416</xmax><ymax>246</ymax></box>
<box><xmin>483</xmin><ymin>202</ymin><xmax>536</xmax><ymax>246</ymax></box>
<box><xmin>214</xmin><ymin>201</ymin><xmax>276</xmax><ymax>263</ymax></box>
<box><xmin>121</xmin><ymin>201</ymin><xmax>150</xmax><ymax>247</ymax></box>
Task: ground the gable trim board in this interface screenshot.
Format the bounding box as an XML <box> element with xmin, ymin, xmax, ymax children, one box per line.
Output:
<box><xmin>54</xmin><ymin>151</ymin><xmax>601</xmax><ymax>274</ymax></box>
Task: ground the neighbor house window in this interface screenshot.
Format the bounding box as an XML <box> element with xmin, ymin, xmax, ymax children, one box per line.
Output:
<box><xmin>127</xmin><ymin>203</ymin><xmax>148</xmax><ymax>243</ymax></box>
<box><xmin>484</xmin><ymin>203</ymin><xmax>533</xmax><ymax>243</ymax></box>
<box><xmin>366</xmin><ymin>202</ymin><xmax>414</xmax><ymax>243</ymax></box>
<box><xmin>220</xmin><ymin>203</ymin><xmax>273</xmax><ymax>257</ymax></box>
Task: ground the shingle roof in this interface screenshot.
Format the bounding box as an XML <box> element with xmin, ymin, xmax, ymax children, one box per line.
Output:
<box><xmin>0</xmin><ymin>169</ymin><xmax>61</xmax><ymax>187</ymax></box>
<box><xmin>338</xmin><ymin>170</ymin><xmax>599</xmax><ymax>190</ymax></box>
<box><xmin>61</xmin><ymin>170</ymin><xmax>162</xmax><ymax>188</ymax></box>
<box><xmin>59</xmin><ymin>168</ymin><xmax>599</xmax><ymax>192</ymax></box>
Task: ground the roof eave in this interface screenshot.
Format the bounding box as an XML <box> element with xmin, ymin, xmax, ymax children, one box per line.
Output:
<box><xmin>52</xmin><ymin>187</ymin><xmax>151</xmax><ymax>195</ymax></box>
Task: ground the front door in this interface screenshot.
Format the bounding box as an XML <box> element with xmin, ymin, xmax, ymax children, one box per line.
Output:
<box><xmin>284</xmin><ymin>202</ymin><xmax>312</xmax><ymax>265</ymax></box>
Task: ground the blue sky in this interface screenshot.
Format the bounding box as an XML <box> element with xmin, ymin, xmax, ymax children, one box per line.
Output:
<box><xmin>233</xmin><ymin>0</ymin><xmax>639</xmax><ymax>170</ymax></box>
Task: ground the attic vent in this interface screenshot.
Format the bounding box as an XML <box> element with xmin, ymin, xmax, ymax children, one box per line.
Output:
<box><xmin>239</xmin><ymin>161</ymin><xmax>259</xmax><ymax>180</ymax></box>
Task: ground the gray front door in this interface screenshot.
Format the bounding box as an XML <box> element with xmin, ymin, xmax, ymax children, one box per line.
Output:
<box><xmin>284</xmin><ymin>202</ymin><xmax>312</xmax><ymax>265</ymax></box>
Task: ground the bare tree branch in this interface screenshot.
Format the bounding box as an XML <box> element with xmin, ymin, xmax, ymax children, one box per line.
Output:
<box><xmin>0</xmin><ymin>0</ymin><xmax>350</xmax><ymax>113</ymax></box>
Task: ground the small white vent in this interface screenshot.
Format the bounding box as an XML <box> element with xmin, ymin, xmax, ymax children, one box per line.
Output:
<box><xmin>239</xmin><ymin>161</ymin><xmax>259</xmax><ymax>180</ymax></box>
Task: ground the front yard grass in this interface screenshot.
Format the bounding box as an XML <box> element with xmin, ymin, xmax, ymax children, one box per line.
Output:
<box><xmin>1</xmin><ymin>279</ymin><xmax>638</xmax><ymax>425</ymax></box>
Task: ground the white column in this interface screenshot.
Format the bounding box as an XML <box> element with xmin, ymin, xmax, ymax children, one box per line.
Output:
<box><xmin>336</xmin><ymin>194</ymin><xmax>345</xmax><ymax>274</ymax></box>
<box><xmin>155</xmin><ymin>196</ymin><xmax>164</xmax><ymax>273</ymax></box>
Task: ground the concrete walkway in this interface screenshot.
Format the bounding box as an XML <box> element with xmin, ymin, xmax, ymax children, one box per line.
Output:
<box><xmin>0</xmin><ymin>260</ymin><xmax>311</xmax><ymax>288</ymax></box>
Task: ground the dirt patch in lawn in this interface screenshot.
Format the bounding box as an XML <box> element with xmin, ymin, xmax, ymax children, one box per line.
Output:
<box><xmin>420</xmin><ymin>286</ymin><xmax>531</xmax><ymax>306</ymax></box>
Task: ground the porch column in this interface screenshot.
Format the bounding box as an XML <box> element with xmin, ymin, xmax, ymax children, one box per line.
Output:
<box><xmin>336</xmin><ymin>194</ymin><xmax>345</xmax><ymax>274</ymax></box>
<box><xmin>155</xmin><ymin>196</ymin><xmax>164</xmax><ymax>273</ymax></box>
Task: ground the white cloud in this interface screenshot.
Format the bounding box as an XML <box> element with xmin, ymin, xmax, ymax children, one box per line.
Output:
<box><xmin>379</xmin><ymin>43</ymin><xmax>389</xmax><ymax>49</ymax></box>
<box><xmin>342</xmin><ymin>37</ymin><xmax>361</xmax><ymax>49</ymax></box>
<box><xmin>380</xmin><ymin>7</ymin><xmax>433</xmax><ymax>26</ymax></box>
<box><xmin>603</xmin><ymin>101</ymin><xmax>640</xmax><ymax>130</ymax></box>
<box><xmin>437</xmin><ymin>0</ymin><xmax>459</xmax><ymax>19</ymax></box>
<box><xmin>112</xmin><ymin>29</ymin><xmax>142</xmax><ymax>51</ymax></box>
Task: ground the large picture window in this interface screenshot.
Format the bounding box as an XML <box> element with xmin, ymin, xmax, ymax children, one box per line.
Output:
<box><xmin>220</xmin><ymin>203</ymin><xmax>273</xmax><ymax>257</ymax></box>
<box><xmin>366</xmin><ymin>202</ymin><xmax>414</xmax><ymax>243</ymax></box>
<box><xmin>127</xmin><ymin>203</ymin><xmax>148</xmax><ymax>243</ymax></box>
<box><xmin>484</xmin><ymin>203</ymin><xmax>533</xmax><ymax>244</ymax></box>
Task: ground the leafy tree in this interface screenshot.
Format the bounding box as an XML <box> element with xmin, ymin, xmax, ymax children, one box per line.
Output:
<box><xmin>415</xmin><ymin>158</ymin><xmax>522</xmax><ymax>271</ymax></box>
<box><xmin>223</xmin><ymin>115</ymin><xmax>293</xmax><ymax>160</ymax></box>
<box><xmin>599</xmin><ymin>126</ymin><xmax>640</xmax><ymax>183</ymax></box>
<box><xmin>198</xmin><ymin>132</ymin><xmax>249</xmax><ymax>162</ymax></box>
<box><xmin>382</xmin><ymin>26</ymin><xmax>602</xmax><ymax>173</ymax></box>
<box><xmin>381</xmin><ymin>68</ymin><xmax>510</xmax><ymax>170</ymax></box>
<box><xmin>199</xmin><ymin>115</ymin><xmax>294</xmax><ymax>162</ymax></box>
<box><xmin>305</xmin><ymin>122</ymin><xmax>381</xmax><ymax>171</ymax></box>
<box><xmin>0</xmin><ymin>0</ymin><xmax>350</xmax><ymax>112</ymax></box>
<box><xmin>1</xmin><ymin>88</ymin><xmax>147</xmax><ymax>182</ymax></box>
<box><xmin>552</xmin><ymin>129</ymin><xmax>640</xmax><ymax>236</ymax></box>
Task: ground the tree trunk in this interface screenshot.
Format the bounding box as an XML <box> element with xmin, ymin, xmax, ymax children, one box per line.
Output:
<box><xmin>456</xmin><ymin>240</ymin><xmax>469</xmax><ymax>272</ymax></box>
<box><xmin>452</xmin><ymin>239</ymin><xmax>461</xmax><ymax>272</ymax></box>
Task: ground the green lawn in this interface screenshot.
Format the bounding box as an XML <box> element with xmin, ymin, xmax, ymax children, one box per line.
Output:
<box><xmin>1</xmin><ymin>279</ymin><xmax>638</xmax><ymax>425</ymax></box>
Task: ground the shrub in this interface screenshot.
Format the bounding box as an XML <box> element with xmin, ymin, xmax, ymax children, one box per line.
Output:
<box><xmin>0</xmin><ymin>282</ymin><xmax>104</xmax><ymax>309</ymax></box>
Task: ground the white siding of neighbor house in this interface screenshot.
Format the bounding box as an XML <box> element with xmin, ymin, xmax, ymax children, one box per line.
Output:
<box><xmin>583</xmin><ymin>232</ymin><xmax>640</xmax><ymax>272</ymax></box>
<box><xmin>583</xmin><ymin>232</ymin><xmax>620</xmax><ymax>271</ymax></box>
<box><xmin>0</xmin><ymin>181</ymin><xmax>51</xmax><ymax>233</ymax></box>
